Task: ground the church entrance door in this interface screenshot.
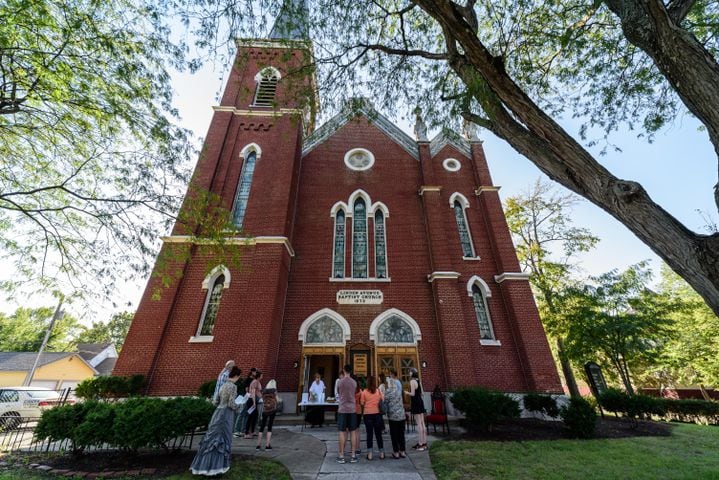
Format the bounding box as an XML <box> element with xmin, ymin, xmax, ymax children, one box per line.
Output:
<box><xmin>376</xmin><ymin>345</ymin><xmax>419</xmax><ymax>391</ymax></box>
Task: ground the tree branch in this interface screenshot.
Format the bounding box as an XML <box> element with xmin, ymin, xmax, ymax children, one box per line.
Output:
<box><xmin>667</xmin><ymin>0</ymin><xmax>697</xmax><ymax>23</ymax></box>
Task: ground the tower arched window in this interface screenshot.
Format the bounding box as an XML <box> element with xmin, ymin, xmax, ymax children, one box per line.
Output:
<box><xmin>352</xmin><ymin>198</ymin><xmax>368</xmax><ymax>278</ymax></box>
<box><xmin>375</xmin><ymin>210</ymin><xmax>387</xmax><ymax>278</ymax></box>
<box><xmin>452</xmin><ymin>197</ymin><xmax>475</xmax><ymax>257</ymax></box>
<box><xmin>333</xmin><ymin>210</ymin><xmax>346</xmax><ymax>278</ymax></box>
<box><xmin>231</xmin><ymin>150</ymin><xmax>257</xmax><ymax>227</ymax></box>
<box><xmin>198</xmin><ymin>274</ymin><xmax>225</xmax><ymax>337</ymax></box>
<box><xmin>253</xmin><ymin>67</ymin><xmax>280</xmax><ymax>106</ymax></box>
<box><xmin>471</xmin><ymin>283</ymin><xmax>495</xmax><ymax>341</ymax></box>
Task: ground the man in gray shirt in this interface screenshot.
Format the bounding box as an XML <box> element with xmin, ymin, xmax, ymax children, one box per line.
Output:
<box><xmin>336</xmin><ymin>365</ymin><xmax>359</xmax><ymax>463</ymax></box>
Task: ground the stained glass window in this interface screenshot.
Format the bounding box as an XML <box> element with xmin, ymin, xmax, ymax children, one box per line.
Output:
<box><xmin>232</xmin><ymin>151</ymin><xmax>257</xmax><ymax>227</ymax></box>
<box><xmin>375</xmin><ymin>210</ymin><xmax>387</xmax><ymax>278</ymax></box>
<box><xmin>352</xmin><ymin>198</ymin><xmax>368</xmax><ymax>278</ymax></box>
<box><xmin>333</xmin><ymin>210</ymin><xmax>345</xmax><ymax>278</ymax></box>
<box><xmin>454</xmin><ymin>200</ymin><xmax>474</xmax><ymax>257</ymax></box>
<box><xmin>472</xmin><ymin>284</ymin><xmax>495</xmax><ymax>340</ymax></box>
<box><xmin>377</xmin><ymin>315</ymin><xmax>414</xmax><ymax>343</ymax></box>
<box><xmin>305</xmin><ymin>315</ymin><xmax>344</xmax><ymax>344</ymax></box>
<box><xmin>199</xmin><ymin>274</ymin><xmax>224</xmax><ymax>336</ymax></box>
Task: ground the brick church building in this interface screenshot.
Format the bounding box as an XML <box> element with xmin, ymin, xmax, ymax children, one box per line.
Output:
<box><xmin>114</xmin><ymin>0</ymin><xmax>562</xmax><ymax>407</ymax></box>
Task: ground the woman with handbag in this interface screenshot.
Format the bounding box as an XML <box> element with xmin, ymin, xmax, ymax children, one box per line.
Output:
<box><xmin>256</xmin><ymin>379</ymin><xmax>278</xmax><ymax>451</ymax></box>
<box><xmin>244</xmin><ymin>370</ymin><xmax>262</xmax><ymax>439</ymax></box>
<box><xmin>385</xmin><ymin>369</ymin><xmax>406</xmax><ymax>459</ymax></box>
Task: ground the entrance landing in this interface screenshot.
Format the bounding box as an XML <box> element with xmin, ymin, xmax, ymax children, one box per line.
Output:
<box><xmin>231</xmin><ymin>426</ymin><xmax>437</xmax><ymax>480</ymax></box>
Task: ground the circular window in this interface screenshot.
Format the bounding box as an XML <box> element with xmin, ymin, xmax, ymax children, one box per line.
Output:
<box><xmin>443</xmin><ymin>158</ymin><xmax>461</xmax><ymax>172</ymax></box>
<box><xmin>344</xmin><ymin>148</ymin><xmax>375</xmax><ymax>171</ymax></box>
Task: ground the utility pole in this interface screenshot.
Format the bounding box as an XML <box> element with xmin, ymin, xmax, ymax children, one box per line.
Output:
<box><xmin>24</xmin><ymin>298</ymin><xmax>64</xmax><ymax>387</ymax></box>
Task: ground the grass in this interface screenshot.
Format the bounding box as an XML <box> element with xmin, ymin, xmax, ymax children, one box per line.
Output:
<box><xmin>430</xmin><ymin>423</ymin><xmax>719</xmax><ymax>480</ymax></box>
<box><xmin>0</xmin><ymin>456</ymin><xmax>290</xmax><ymax>480</ymax></box>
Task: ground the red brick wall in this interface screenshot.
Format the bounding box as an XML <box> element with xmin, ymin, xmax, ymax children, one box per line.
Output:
<box><xmin>116</xmin><ymin>42</ymin><xmax>562</xmax><ymax>396</ymax></box>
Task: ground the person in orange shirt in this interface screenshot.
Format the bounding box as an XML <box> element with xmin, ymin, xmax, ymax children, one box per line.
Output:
<box><xmin>360</xmin><ymin>376</ymin><xmax>385</xmax><ymax>460</ymax></box>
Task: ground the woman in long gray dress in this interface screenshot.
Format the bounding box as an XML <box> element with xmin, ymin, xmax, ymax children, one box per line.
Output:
<box><xmin>191</xmin><ymin>366</ymin><xmax>242</xmax><ymax>476</ymax></box>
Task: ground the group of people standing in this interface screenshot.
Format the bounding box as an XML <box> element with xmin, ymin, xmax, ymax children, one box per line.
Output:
<box><xmin>190</xmin><ymin>360</ymin><xmax>279</xmax><ymax>476</ymax></box>
<box><xmin>311</xmin><ymin>364</ymin><xmax>428</xmax><ymax>463</ymax></box>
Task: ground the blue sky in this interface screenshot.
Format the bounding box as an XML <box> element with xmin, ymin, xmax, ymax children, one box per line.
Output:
<box><xmin>1</xmin><ymin>55</ymin><xmax>715</xmax><ymax>322</ymax></box>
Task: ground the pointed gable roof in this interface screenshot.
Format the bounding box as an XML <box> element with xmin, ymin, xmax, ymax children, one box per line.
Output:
<box><xmin>429</xmin><ymin>128</ymin><xmax>471</xmax><ymax>158</ymax></box>
<box><xmin>303</xmin><ymin>98</ymin><xmax>420</xmax><ymax>160</ymax></box>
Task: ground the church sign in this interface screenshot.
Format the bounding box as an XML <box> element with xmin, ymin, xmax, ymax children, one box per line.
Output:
<box><xmin>336</xmin><ymin>290</ymin><xmax>383</xmax><ymax>305</ymax></box>
<box><xmin>584</xmin><ymin>361</ymin><xmax>608</xmax><ymax>397</ymax></box>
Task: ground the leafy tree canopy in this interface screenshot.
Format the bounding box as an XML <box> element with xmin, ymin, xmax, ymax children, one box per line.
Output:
<box><xmin>0</xmin><ymin>306</ymin><xmax>83</xmax><ymax>352</ymax></box>
<box><xmin>74</xmin><ymin>311</ymin><xmax>134</xmax><ymax>350</ymax></box>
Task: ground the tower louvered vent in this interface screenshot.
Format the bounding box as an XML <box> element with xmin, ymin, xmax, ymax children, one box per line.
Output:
<box><xmin>254</xmin><ymin>72</ymin><xmax>279</xmax><ymax>106</ymax></box>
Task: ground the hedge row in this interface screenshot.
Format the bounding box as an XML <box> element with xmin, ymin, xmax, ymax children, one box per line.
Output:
<box><xmin>597</xmin><ymin>388</ymin><xmax>719</xmax><ymax>425</ymax></box>
<box><xmin>451</xmin><ymin>388</ymin><xmax>597</xmax><ymax>438</ymax></box>
<box><xmin>74</xmin><ymin>375</ymin><xmax>145</xmax><ymax>400</ymax></box>
<box><xmin>35</xmin><ymin>397</ymin><xmax>214</xmax><ymax>453</ymax></box>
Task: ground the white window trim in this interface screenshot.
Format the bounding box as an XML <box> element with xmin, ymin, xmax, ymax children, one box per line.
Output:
<box><xmin>467</xmin><ymin>276</ymin><xmax>499</xmax><ymax>344</ymax></box>
<box><xmin>193</xmin><ymin>266</ymin><xmax>231</xmax><ymax>342</ymax></box>
<box><xmin>240</xmin><ymin>142</ymin><xmax>262</xmax><ymax>160</ymax></box>
<box><xmin>332</xmin><ymin>208</ymin><xmax>346</xmax><ymax>279</ymax></box>
<box><xmin>344</xmin><ymin>148</ymin><xmax>375</xmax><ymax>171</ymax></box>
<box><xmin>369</xmin><ymin>308</ymin><xmax>422</xmax><ymax>345</ymax></box>
<box><xmin>449</xmin><ymin>192</ymin><xmax>477</xmax><ymax>258</ymax></box>
<box><xmin>329</xmin><ymin>277</ymin><xmax>391</xmax><ymax>282</ymax></box>
<box><xmin>298</xmin><ymin>308</ymin><xmax>351</xmax><ymax>345</ymax></box>
<box><xmin>442</xmin><ymin>158</ymin><xmax>462</xmax><ymax>172</ymax></box>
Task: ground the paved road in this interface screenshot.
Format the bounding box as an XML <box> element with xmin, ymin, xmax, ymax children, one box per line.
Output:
<box><xmin>231</xmin><ymin>425</ymin><xmax>438</xmax><ymax>480</ymax></box>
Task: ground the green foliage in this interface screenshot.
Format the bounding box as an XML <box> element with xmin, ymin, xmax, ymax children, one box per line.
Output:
<box><xmin>523</xmin><ymin>393</ymin><xmax>559</xmax><ymax>418</ymax></box>
<box><xmin>650</xmin><ymin>265</ymin><xmax>719</xmax><ymax>386</ymax></box>
<box><xmin>34</xmin><ymin>397</ymin><xmax>213</xmax><ymax>452</ymax></box>
<box><xmin>74</xmin><ymin>312</ymin><xmax>134</xmax><ymax>350</ymax></box>
<box><xmin>561</xmin><ymin>263</ymin><xmax>675</xmax><ymax>394</ymax></box>
<box><xmin>451</xmin><ymin>388</ymin><xmax>520</xmax><ymax>432</ymax></box>
<box><xmin>74</xmin><ymin>375</ymin><xmax>145</xmax><ymax>400</ymax></box>
<box><xmin>597</xmin><ymin>388</ymin><xmax>719</xmax><ymax>425</ymax></box>
<box><xmin>560</xmin><ymin>397</ymin><xmax>597</xmax><ymax>439</ymax></box>
<box><xmin>0</xmin><ymin>306</ymin><xmax>83</xmax><ymax>352</ymax></box>
<box><xmin>0</xmin><ymin>0</ymin><xmax>192</xmax><ymax>301</ymax></box>
<box><xmin>198</xmin><ymin>380</ymin><xmax>217</xmax><ymax>399</ymax></box>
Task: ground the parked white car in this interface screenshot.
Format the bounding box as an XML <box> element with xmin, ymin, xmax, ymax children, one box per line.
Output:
<box><xmin>0</xmin><ymin>387</ymin><xmax>65</xmax><ymax>430</ymax></box>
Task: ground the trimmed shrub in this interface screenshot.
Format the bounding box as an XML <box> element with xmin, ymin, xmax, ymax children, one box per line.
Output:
<box><xmin>74</xmin><ymin>375</ymin><xmax>145</xmax><ymax>400</ymax></box>
<box><xmin>661</xmin><ymin>398</ymin><xmax>719</xmax><ymax>425</ymax></box>
<box><xmin>35</xmin><ymin>396</ymin><xmax>213</xmax><ymax>452</ymax></box>
<box><xmin>198</xmin><ymin>379</ymin><xmax>217</xmax><ymax>399</ymax></box>
<box><xmin>560</xmin><ymin>397</ymin><xmax>597</xmax><ymax>439</ymax></box>
<box><xmin>597</xmin><ymin>388</ymin><xmax>665</xmax><ymax>422</ymax></box>
<box><xmin>523</xmin><ymin>393</ymin><xmax>560</xmax><ymax>418</ymax></box>
<box><xmin>451</xmin><ymin>388</ymin><xmax>520</xmax><ymax>432</ymax></box>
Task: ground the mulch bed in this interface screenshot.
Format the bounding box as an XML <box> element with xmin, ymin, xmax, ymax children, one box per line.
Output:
<box><xmin>454</xmin><ymin>417</ymin><xmax>673</xmax><ymax>442</ymax></box>
<box><xmin>2</xmin><ymin>451</ymin><xmax>256</xmax><ymax>478</ymax></box>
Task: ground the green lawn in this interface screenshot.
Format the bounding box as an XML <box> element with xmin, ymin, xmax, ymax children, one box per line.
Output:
<box><xmin>0</xmin><ymin>457</ymin><xmax>290</xmax><ymax>480</ymax></box>
<box><xmin>430</xmin><ymin>423</ymin><xmax>719</xmax><ymax>480</ymax></box>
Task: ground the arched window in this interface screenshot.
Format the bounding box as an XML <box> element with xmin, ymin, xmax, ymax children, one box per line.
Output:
<box><xmin>453</xmin><ymin>198</ymin><xmax>475</xmax><ymax>257</ymax></box>
<box><xmin>231</xmin><ymin>151</ymin><xmax>257</xmax><ymax>227</ymax></box>
<box><xmin>198</xmin><ymin>274</ymin><xmax>225</xmax><ymax>336</ymax></box>
<box><xmin>374</xmin><ymin>210</ymin><xmax>387</xmax><ymax>278</ymax></box>
<box><xmin>253</xmin><ymin>68</ymin><xmax>280</xmax><ymax>106</ymax></box>
<box><xmin>377</xmin><ymin>315</ymin><xmax>414</xmax><ymax>343</ymax></box>
<box><xmin>333</xmin><ymin>210</ymin><xmax>346</xmax><ymax>278</ymax></box>
<box><xmin>471</xmin><ymin>283</ymin><xmax>495</xmax><ymax>340</ymax></box>
<box><xmin>352</xmin><ymin>198</ymin><xmax>368</xmax><ymax>278</ymax></box>
<box><xmin>305</xmin><ymin>315</ymin><xmax>345</xmax><ymax>344</ymax></box>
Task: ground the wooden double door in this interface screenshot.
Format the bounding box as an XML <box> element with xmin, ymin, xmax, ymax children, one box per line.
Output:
<box><xmin>376</xmin><ymin>346</ymin><xmax>419</xmax><ymax>390</ymax></box>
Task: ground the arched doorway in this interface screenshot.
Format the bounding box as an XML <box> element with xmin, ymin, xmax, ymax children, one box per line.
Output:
<box><xmin>297</xmin><ymin>309</ymin><xmax>350</xmax><ymax>403</ymax></box>
<box><xmin>369</xmin><ymin>309</ymin><xmax>422</xmax><ymax>389</ymax></box>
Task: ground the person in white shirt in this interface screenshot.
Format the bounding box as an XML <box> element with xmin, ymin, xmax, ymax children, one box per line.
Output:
<box><xmin>307</xmin><ymin>373</ymin><xmax>326</xmax><ymax>427</ymax></box>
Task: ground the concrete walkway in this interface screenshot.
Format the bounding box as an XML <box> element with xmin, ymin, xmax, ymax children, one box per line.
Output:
<box><xmin>231</xmin><ymin>425</ymin><xmax>438</xmax><ymax>480</ymax></box>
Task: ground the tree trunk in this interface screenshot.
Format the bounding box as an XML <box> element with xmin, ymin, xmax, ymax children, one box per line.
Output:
<box><xmin>557</xmin><ymin>337</ymin><xmax>581</xmax><ymax>398</ymax></box>
<box><xmin>415</xmin><ymin>0</ymin><xmax>719</xmax><ymax>317</ymax></box>
<box><xmin>602</xmin><ymin>0</ymin><xmax>719</xmax><ymax>209</ymax></box>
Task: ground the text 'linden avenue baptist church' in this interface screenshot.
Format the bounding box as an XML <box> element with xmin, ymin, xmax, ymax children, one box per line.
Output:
<box><xmin>114</xmin><ymin>0</ymin><xmax>563</xmax><ymax>408</ymax></box>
